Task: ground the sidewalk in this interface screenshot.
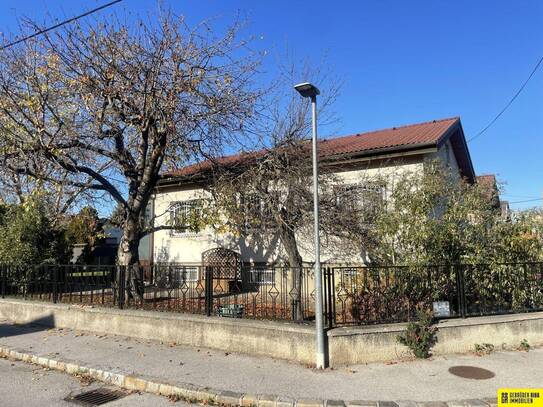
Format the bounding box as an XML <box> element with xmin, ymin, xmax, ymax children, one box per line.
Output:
<box><xmin>0</xmin><ymin>317</ymin><xmax>541</xmax><ymax>403</ymax></box>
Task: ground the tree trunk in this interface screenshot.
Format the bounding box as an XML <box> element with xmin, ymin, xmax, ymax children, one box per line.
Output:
<box><xmin>278</xmin><ymin>219</ymin><xmax>304</xmax><ymax>321</ymax></box>
<box><xmin>116</xmin><ymin>215</ymin><xmax>143</xmax><ymax>304</ymax></box>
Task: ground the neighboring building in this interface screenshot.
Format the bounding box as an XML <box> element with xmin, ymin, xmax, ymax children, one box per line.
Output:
<box><xmin>70</xmin><ymin>220</ymin><xmax>122</xmax><ymax>265</ymax></box>
<box><xmin>142</xmin><ymin>117</ymin><xmax>480</xmax><ymax>268</ymax></box>
<box><xmin>475</xmin><ymin>174</ymin><xmax>510</xmax><ymax>220</ymax></box>
<box><xmin>103</xmin><ymin>222</ymin><xmax>123</xmax><ymax>245</ymax></box>
<box><xmin>500</xmin><ymin>200</ymin><xmax>511</xmax><ymax>221</ymax></box>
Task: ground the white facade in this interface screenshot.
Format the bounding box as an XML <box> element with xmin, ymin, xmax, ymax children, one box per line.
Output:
<box><xmin>149</xmin><ymin>140</ymin><xmax>462</xmax><ymax>266</ymax></box>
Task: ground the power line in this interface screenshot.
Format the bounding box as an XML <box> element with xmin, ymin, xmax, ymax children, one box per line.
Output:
<box><xmin>502</xmin><ymin>193</ymin><xmax>543</xmax><ymax>199</ymax></box>
<box><xmin>0</xmin><ymin>0</ymin><xmax>122</xmax><ymax>51</ymax></box>
<box><xmin>468</xmin><ymin>53</ymin><xmax>543</xmax><ymax>143</ymax></box>
<box><xmin>509</xmin><ymin>197</ymin><xmax>543</xmax><ymax>204</ymax></box>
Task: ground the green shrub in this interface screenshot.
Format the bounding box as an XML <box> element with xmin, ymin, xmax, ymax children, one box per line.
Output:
<box><xmin>519</xmin><ymin>339</ymin><xmax>530</xmax><ymax>352</ymax></box>
<box><xmin>474</xmin><ymin>343</ymin><xmax>494</xmax><ymax>355</ymax></box>
<box><xmin>397</xmin><ymin>309</ymin><xmax>437</xmax><ymax>358</ymax></box>
<box><xmin>0</xmin><ymin>198</ymin><xmax>69</xmax><ymax>265</ymax></box>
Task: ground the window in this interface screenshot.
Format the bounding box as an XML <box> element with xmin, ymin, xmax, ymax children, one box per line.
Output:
<box><xmin>240</xmin><ymin>193</ymin><xmax>272</xmax><ymax>230</ymax></box>
<box><xmin>172</xmin><ymin>266</ymin><xmax>199</xmax><ymax>283</ymax></box>
<box><xmin>335</xmin><ymin>183</ymin><xmax>384</xmax><ymax>220</ymax></box>
<box><xmin>169</xmin><ymin>200</ymin><xmax>203</xmax><ymax>235</ymax></box>
<box><xmin>340</xmin><ymin>267</ymin><xmax>359</xmax><ymax>278</ymax></box>
<box><xmin>248</xmin><ymin>267</ymin><xmax>275</xmax><ymax>285</ymax></box>
<box><xmin>143</xmin><ymin>201</ymin><xmax>153</xmax><ymax>228</ymax></box>
<box><xmin>154</xmin><ymin>265</ymin><xmax>200</xmax><ymax>288</ymax></box>
<box><xmin>242</xmin><ymin>193</ymin><xmax>263</xmax><ymax>219</ymax></box>
<box><xmin>339</xmin><ymin>267</ymin><xmax>362</xmax><ymax>291</ymax></box>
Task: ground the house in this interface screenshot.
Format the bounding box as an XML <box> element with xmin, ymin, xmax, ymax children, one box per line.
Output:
<box><xmin>70</xmin><ymin>219</ymin><xmax>122</xmax><ymax>265</ymax></box>
<box><xmin>141</xmin><ymin>116</ymin><xmax>482</xmax><ymax>271</ymax></box>
<box><xmin>475</xmin><ymin>174</ymin><xmax>511</xmax><ymax>220</ymax></box>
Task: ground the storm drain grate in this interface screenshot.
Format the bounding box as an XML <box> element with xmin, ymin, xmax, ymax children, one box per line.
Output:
<box><xmin>448</xmin><ymin>365</ymin><xmax>495</xmax><ymax>380</ymax></box>
<box><xmin>66</xmin><ymin>387</ymin><xmax>127</xmax><ymax>406</ymax></box>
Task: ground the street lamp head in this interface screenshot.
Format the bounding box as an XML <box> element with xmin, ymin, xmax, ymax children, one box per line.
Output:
<box><xmin>294</xmin><ymin>82</ymin><xmax>320</xmax><ymax>98</ymax></box>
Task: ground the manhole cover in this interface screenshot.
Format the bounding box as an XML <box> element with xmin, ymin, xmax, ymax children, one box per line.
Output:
<box><xmin>66</xmin><ymin>387</ymin><xmax>127</xmax><ymax>406</ymax></box>
<box><xmin>448</xmin><ymin>365</ymin><xmax>495</xmax><ymax>380</ymax></box>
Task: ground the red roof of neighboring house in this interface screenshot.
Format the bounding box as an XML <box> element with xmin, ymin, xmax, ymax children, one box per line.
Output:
<box><xmin>162</xmin><ymin>117</ymin><xmax>475</xmax><ymax>182</ymax></box>
<box><xmin>476</xmin><ymin>174</ymin><xmax>500</xmax><ymax>205</ymax></box>
<box><xmin>476</xmin><ymin>174</ymin><xmax>497</xmax><ymax>187</ymax></box>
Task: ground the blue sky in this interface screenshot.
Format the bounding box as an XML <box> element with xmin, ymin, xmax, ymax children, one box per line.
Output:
<box><xmin>1</xmin><ymin>0</ymin><xmax>542</xmax><ymax>209</ymax></box>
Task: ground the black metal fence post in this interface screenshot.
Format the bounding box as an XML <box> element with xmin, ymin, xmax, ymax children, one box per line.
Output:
<box><xmin>118</xmin><ymin>266</ymin><xmax>125</xmax><ymax>310</ymax></box>
<box><xmin>323</xmin><ymin>267</ymin><xmax>336</xmax><ymax>329</ymax></box>
<box><xmin>456</xmin><ymin>265</ymin><xmax>467</xmax><ymax>318</ymax></box>
<box><xmin>134</xmin><ymin>264</ymin><xmax>144</xmax><ymax>307</ymax></box>
<box><xmin>205</xmin><ymin>266</ymin><xmax>213</xmax><ymax>316</ymax></box>
<box><xmin>1</xmin><ymin>264</ymin><xmax>5</xmax><ymax>299</ymax></box>
<box><xmin>52</xmin><ymin>265</ymin><xmax>58</xmax><ymax>304</ymax></box>
<box><xmin>112</xmin><ymin>265</ymin><xmax>117</xmax><ymax>307</ymax></box>
<box><xmin>326</xmin><ymin>267</ymin><xmax>330</xmax><ymax>327</ymax></box>
<box><xmin>331</xmin><ymin>268</ymin><xmax>336</xmax><ymax>326</ymax></box>
<box><xmin>24</xmin><ymin>267</ymin><xmax>29</xmax><ymax>300</ymax></box>
<box><xmin>323</xmin><ymin>267</ymin><xmax>328</xmax><ymax>327</ymax></box>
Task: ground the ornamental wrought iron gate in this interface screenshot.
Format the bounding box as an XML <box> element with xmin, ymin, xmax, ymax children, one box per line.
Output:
<box><xmin>201</xmin><ymin>248</ymin><xmax>241</xmax><ymax>280</ymax></box>
<box><xmin>202</xmin><ymin>248</ymin><xmax>242</xmax><ymax>315</ymax></box>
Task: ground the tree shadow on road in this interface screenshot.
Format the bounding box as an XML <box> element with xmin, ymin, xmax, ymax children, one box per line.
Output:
<box><xmin>0</xmin><ymin>315</ymin><xmax>55</xmax><ymax>339</ymax></box>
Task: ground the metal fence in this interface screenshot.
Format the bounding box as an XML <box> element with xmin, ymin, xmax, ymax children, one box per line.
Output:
<box><xmin>0</xmin><ymin>264</ymin><xmax>119</xmax><ymax>306</ymax></box>
<box><xmin>135</xmin><ymin>264</ymin><xmax>316</xmax><ymax>321</ymax></box>
<box><xmin>1</xmin><ymin>262</ymin><xmax>542</xmax><ymax>326</ymax></box>
<box><xmin>325</xmin><ymin>263</ymin><xmax>543</xmax><ymax>326</ymax></box>
<box><xmin>0</xmin><ymin>263</ymin><xmax>316</xmax><ymax>321</ymax></box>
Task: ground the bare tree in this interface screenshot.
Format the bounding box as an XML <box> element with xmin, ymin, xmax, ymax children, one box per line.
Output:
<box><xmin>207</xmin><ymin>64</ymin><xmax>379</xmax><ymax>319</ymax></box>
<box><xmin>0</xmin><ymin>155</ymin><xmax>99</xmax><ymax>225</ymax></box>
<box><xmin>0</xmin><ymin>12</ymin><xmax>261</xmax><ymax>298</ymax></box>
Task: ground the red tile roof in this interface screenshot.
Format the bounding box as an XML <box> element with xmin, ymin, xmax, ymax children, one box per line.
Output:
<box><xmin>162</xmin><ymin>117</ymin><xmax>463</xmax><ymax>180</ymax></box>
<box><xmin>476</xmin><ymin>174</ymin><xmax>500</xmax><ymax>203</ymax></box>
<box><xmin>314</xmin><ymin>116</ymin><xmax>459</xmax><ymax>158</ymax></box>
<box><xmin>476</xmin><ymin>174</ymin><xmax>497</xmax><ymax>187</ymax></box>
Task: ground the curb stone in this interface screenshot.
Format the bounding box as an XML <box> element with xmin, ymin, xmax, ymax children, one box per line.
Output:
<box><xmin>448</xmin><ymin>401</ymin><xmax>489</xmax><ymax>407</ymax></box>
<box><xmin>217</xmin><ymin>390</ymin><xmax>244</xmax><ymax>406</ymax></box>
<box><xmin>396</xmin><ymin>401</ymin><xmax>418</xmax><ymax>407</ymax></box>
<box><xmin>241</xmin><ymin>393</ymin><xmax>259</xmax><ymax>407</ymax></box>
<box><xmin>258</xmin><ymin>394</ymin><xmax>279</xmax><ymax>407</ymax></box>
<box><xmin>277</xmin><ymin>396</ymin><xmax>297</xmax><ymax>407</ymax></box>
<box><xmin>481</xmin><ymin>399</ymin><xmax>498</xmax><ymax>407</ymax></box>
<box><xmin>0</xmin><ymin>344</ymin><xmax>496</xmax><ymax>407</ymax></box>
<box><xmin>297</xmin><ymin>399</ymin><xmax>324</xmax><ymax>407</ymax></box>
<box><xmin>326</xmin><ymin>400</ymin><xmax>346</xmax><ymax>407</ymax></box>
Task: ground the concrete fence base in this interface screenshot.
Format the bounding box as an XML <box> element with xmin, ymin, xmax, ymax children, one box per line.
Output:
<box><xmin>0</xmin><ymin>299</ymin><xmax>542</xmax><ymax>366</ymax></box>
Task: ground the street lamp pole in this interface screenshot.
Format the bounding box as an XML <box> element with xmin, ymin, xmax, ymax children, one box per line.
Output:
<box><xmin>294</xmin><ymin>82</ymin><xmax>325</xmax><ymax>369</ymax></box>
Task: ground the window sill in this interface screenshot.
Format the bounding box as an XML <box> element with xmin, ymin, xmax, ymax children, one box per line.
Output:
<box><xmin>170</xmin><ymin>232</ymin><xmax>201</xmax><ymax>238</ymax></box>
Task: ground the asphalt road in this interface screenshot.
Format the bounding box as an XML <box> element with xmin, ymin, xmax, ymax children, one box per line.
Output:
<box><xmin>0</xmin><ymin>357</ymin><xmax>192</xmax><ymax>407</ymax></box>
